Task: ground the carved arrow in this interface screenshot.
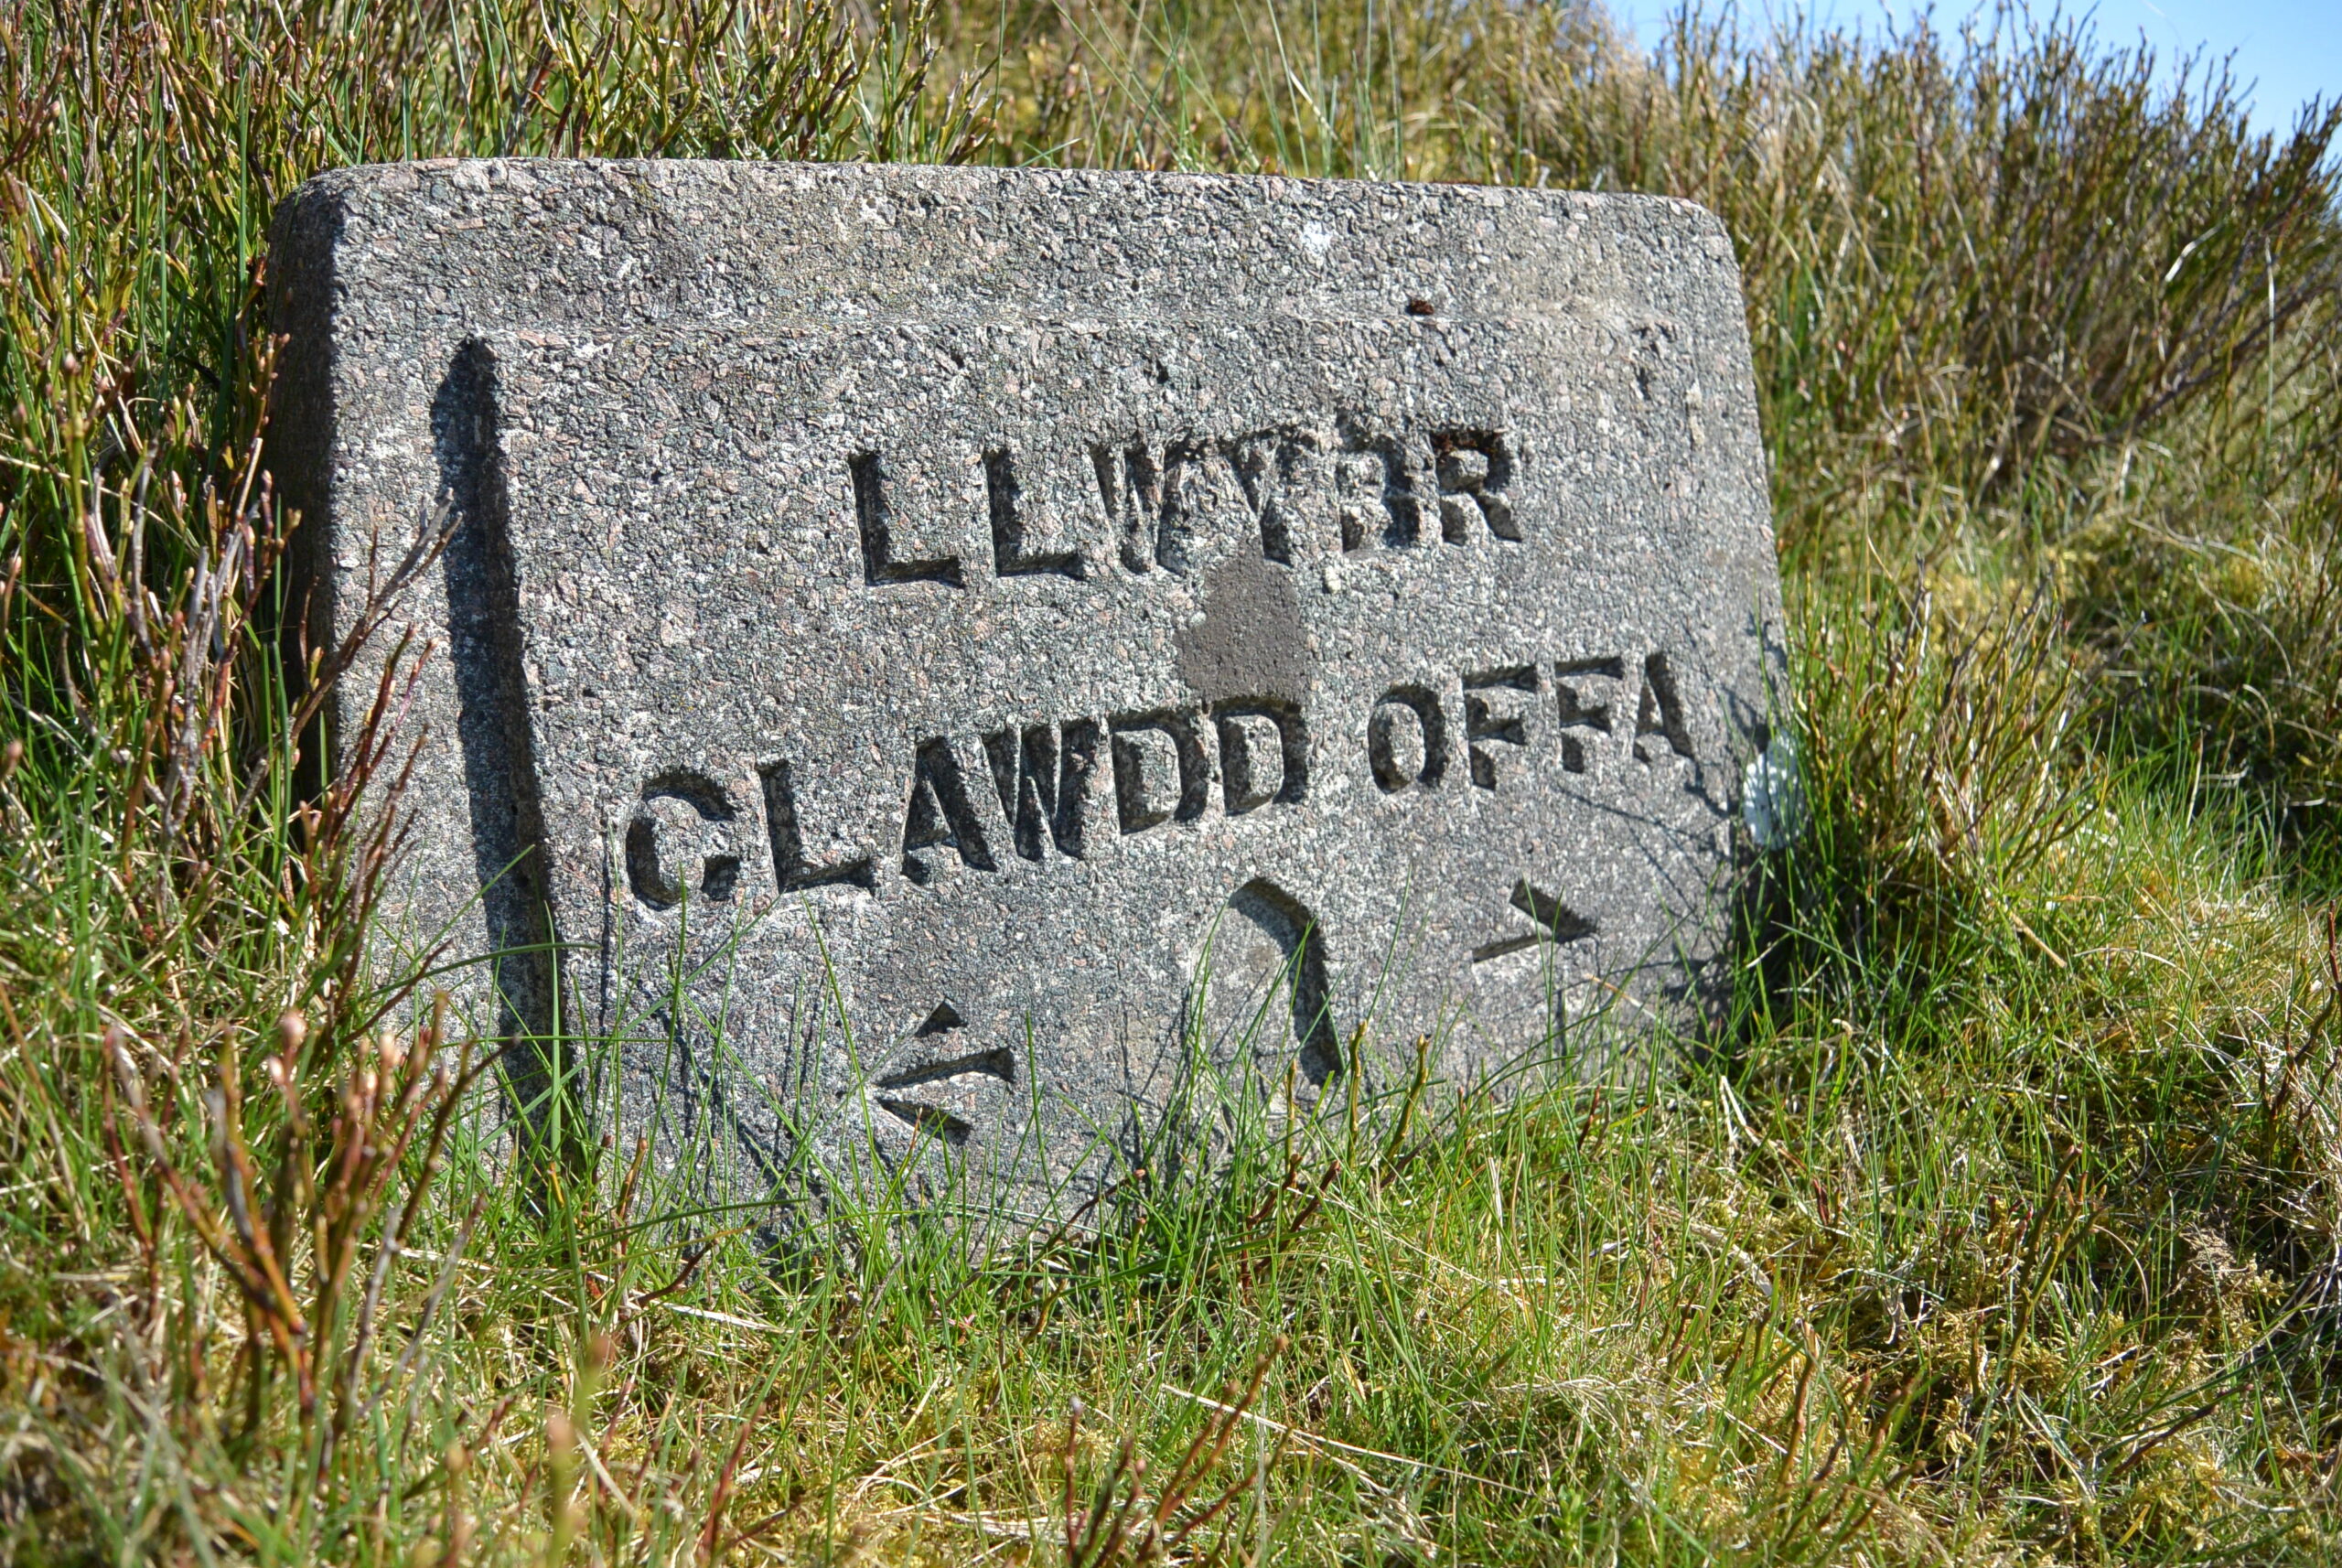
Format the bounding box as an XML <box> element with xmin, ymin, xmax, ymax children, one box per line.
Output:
<box><xmin>1471</xmin><ymin>878</ymin><xmax>1597</xmax><ymax>963</ymax></box>
<box><xmin>869</xmin><ymin>1002</ymin><xmax>1015</xmax><ymax>1148</ymax></box>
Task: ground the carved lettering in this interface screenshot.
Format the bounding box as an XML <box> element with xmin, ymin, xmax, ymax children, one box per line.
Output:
<box><xmin>1463</xmin><ymin>666</ymin><xmax>1540</xmax><ymax>790</ymax></box>
<box><xmin>1341</xmin><ymin>435</ymin><xmax>1422</xmax><ymax>550</ymax></box>
<box><xmin>1333</xmin><ymin>452</ymin><xmax>1385</xmax><ymax>551</ymax></box>
<box><xmin>634</xmin><ymin>642</ymin><xmax>1710</xmax><ymax>915</ymax></box>
<box><xmin>1214</xmin><ymin>699</ymin><xmax>1308</xmax><ymax>814</ymax></box>
<box><xmin>983</xmin><ymin>724</ymin><xmax>1075</xmax><ymax>862</ymax></box>
<box><xmin>1553</xmin><ymin>656</ymin><xmax>1624</xmax><ymax>774</ymax></box>
<box><xmin>901</xmin><ymin>737</ymin><xmax>996</xmax><ymax>884</ymax></box>
<box><xmin>1054</xmin><ymin>719</ymin><xmax>1103</xmax><ymax>857</ymax></box>
<box><xmin>626</xmin><ymin>770</ymin><xmax>740</xmax><ymax>910</ymax></box>
<box><xmin>1434</xmin><ymin>430</ymin><xmax>1520</xmax><ymax>542</ymax></box>
<box><xmin>1368</xmin><ymin>685</ymin><xmax>1447</xmax><ymax>792</ymax></box>
<box><xmin>1157</xmin><ymin>439</ymin><xmax>1252</xmax><ymax>576</ymax></box>
<box><xmin>851</xmin><ymin>451</ymin><xmax>962</xmax><ymax>587</ymax></box>
<box><xmin>855</xmin><ymin>419</ymin><xmax>1512</xmax><ymax>590</ymax></box>
<box><xmin>1635</xmin><ymin>650</ymin><xmax>1697</xmax><ymax>763</ymax></box>
<box><xmin>984</xmin><ymin>448</ymin><xmax>1084</xmax><ymax>579</ymax></box>
<box><xmin>1112</xmin><ymin>725</ymin><xmax>1179</xmax><ymax>831</ymax></box>
<box><xmin>1112</xmin><ymin>711</ymin><xmax>1211</xmax><ymax>832</ymax></box>
<box><xmin>1092</xmin><ymin>441</ymin><xmax>1161</xmax><ymax>574</ymax></box>
<box><xmin>1233</xmin><ymin>428</ymin><xmax>1344</xmax><ymax>564</ymax></box>
<box><xmin>759</xmin><ymin>759</ymin><xmax>876</xmax><ymax>891</ymax></box>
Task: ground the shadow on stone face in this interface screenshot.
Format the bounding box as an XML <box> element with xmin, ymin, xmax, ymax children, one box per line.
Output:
<box><xmin>431</xmin><ymin>338</ymin><xmax>568</xmax><ymax>1149</ymax></box>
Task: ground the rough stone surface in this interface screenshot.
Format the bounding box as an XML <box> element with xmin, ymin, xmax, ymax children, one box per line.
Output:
<box><xmin>268</xmin><ymin>158</ymin><xmax>1785</xmax><ymax>1210</ymax></box>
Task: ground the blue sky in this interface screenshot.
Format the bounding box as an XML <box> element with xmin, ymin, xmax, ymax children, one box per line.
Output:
<box><xmin>1617</xmin><ymin>2</ymin><xmax>2340</xmax><ymax>132</ymax></box>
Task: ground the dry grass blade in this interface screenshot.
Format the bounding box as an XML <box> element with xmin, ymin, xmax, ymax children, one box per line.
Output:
<box><xmin>1060</xmin><ymin>1337</ymin><xmax>1289</xmax><ymax>1568</ymax></box>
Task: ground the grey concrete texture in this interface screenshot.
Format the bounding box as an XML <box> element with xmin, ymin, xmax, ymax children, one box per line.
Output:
<box><xmin>267</xmin><ymin>158</ymin><xmax>1786</xmax><ymax>1212</ymax></box>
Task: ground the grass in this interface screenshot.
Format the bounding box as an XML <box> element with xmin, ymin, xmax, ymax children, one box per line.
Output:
<box><xmin>3</xmin><ymin>0</ymin><xmax>2340</xmax><ymax>1562</ymax></box>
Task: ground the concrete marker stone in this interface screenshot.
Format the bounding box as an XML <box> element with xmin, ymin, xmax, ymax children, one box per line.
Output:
<box><xmin>266</xmin><ymin>159</ymin><xmax>1787</xmax><ymax>1216</ymax></box>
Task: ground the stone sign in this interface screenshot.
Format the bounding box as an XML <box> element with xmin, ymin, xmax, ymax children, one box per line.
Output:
<box><xmin>269</xmin><ymin>160</ymin><xmax>1784</xmax><ymax>1209</ymax></box>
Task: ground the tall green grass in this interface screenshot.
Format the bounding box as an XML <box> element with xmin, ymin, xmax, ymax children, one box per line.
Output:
<box><xmin>4</xmin><ymin>1</ymin><xmax>2340</xmax><ymax>1563</ymax></box>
